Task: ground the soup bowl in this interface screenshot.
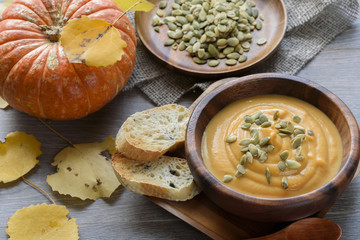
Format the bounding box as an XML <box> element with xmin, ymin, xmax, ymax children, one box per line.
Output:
<box><xmin>185</xmin><ymin>73</ymin><xmax>360</xmax><ymax>222</ymax></box>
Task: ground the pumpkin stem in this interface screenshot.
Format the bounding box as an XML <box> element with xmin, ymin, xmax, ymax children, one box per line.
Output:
<box><xmin>40</xmin><ymin>25</ymin><xmax>62</xmax><ymax>42</ymax></box>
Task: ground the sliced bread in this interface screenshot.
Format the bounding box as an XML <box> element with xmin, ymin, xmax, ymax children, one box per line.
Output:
<box><xmin>111</xmin><ymin>153</ymin><xmax>199</xmax><ymax>201</ymax></box>
<box><xmin>115</xmin><ymin>104</ymin><xmax>190</xmax><ymax>162</ymax></box>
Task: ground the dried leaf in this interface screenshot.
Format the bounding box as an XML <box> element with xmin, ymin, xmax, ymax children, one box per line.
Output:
<box><xmin>0</xmin><ymin>131</ymin><xmax>41</xmax><ymax>183</ymax></box>
<box><xmin>0</xmin><ymin>96</ymin><xmax>9</xmax><ymax>109</ymax></box>
<box><xmin>46</xmin><ymin>136</ymin><xmax>120</xmax><ymax>200</ymax></box>
<box><xmin>0</xmin><ymin>0</ymin><xmax>14</xmax><ymax>16</ymax></box>
<box><xmin>60</xmin><ymin>15</ymin><xmax>127</xmax><ymax>67</ymax></box>
<box><xmin>6</xmin><ymin>203</ymin><xmax>79</xmax><ymax>240</ymax></box>
<box><xmin>113</xmin><ymin>0</ymin><xmax>156</xmax><ymax>12</ymax></box>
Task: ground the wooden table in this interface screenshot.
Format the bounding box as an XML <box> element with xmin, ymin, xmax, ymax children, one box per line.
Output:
<box><xmin>1</xmin><ymin>16</ymin><xmax>359</xmax><ymax>240</ymax></box>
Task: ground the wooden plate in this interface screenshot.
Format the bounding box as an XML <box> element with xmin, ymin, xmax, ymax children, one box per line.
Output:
<box><xmin>135</xmin><ymin>0</ymin><xmax>287</xmax><ymax>78</ymax></box>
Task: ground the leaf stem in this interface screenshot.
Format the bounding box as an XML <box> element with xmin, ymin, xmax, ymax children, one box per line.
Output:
<box><xmin>22</xmin><ymin>177</ymin><xmax>56</xmax><ymax>205</ymax></box>
<box><xmin>37</xmin><ymin>118</ymin><xmax>75</xmax><ymax>147</ymax></box>
<box><xmin>112</xmin><ymin>1</ymin><xmax>143</xmax><ymax>26</ymax></box>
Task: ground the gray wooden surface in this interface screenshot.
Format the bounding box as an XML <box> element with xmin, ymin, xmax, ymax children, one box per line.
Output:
<box><xmin>0</xmin><ymin>16</ymin><xmax>359</xmax><ymax>240</ymax></box>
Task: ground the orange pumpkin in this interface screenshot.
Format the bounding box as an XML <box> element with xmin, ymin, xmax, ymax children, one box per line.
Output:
<box><xmin>0</xmin><ymin>0</ymin><xmax>136</xmax><ymax>120</ymax></box>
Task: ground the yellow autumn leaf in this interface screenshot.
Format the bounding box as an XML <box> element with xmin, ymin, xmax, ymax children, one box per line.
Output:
<box><xmin>6</xmin><ymin>203</ymin><xmax>79</xmax><ymax>240</ymax></box>
<box><xmin>0</xmin><ymin>0</ymin><xmax>14</xmax><ymax>16</ymax></box>
<box><xmin>0</xmin><ymin>96</ymin><xmax>9</xmax><ymax>109</ymax></box>
<box><xmin>113</xmin><ymin>0</ymin><xmax>156</xmax><ymax>12</ymax></box>
<box><xmin>60</xmin><ymin>15</ymin><xmax>127</xmax><ymax>67</ymax></box>
<box><xmin>46</xmin><ymin>136</ymin><xmax>120</xmax><ymax>200</ymax></box>
<box><xmin>0</xmin><ymin>131</ymin><xmax>41</xmax><ymax>183</ymax></box>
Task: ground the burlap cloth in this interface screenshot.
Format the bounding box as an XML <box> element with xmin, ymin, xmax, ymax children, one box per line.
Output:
<box><xmin>124</xmin><ymin>0</ymin><xmax>359</xmax><ymax>106</ymax></box>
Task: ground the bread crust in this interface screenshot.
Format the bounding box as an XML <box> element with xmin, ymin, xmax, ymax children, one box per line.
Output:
<box><xmin>111</xmin><ymin>152</ymin><xmax>199</xmax><ymax>201</ymax></box>
<box><xmin>115</xmin><ymin>104</ymin><xmax>190</xmax><ymax>162</ymax></box>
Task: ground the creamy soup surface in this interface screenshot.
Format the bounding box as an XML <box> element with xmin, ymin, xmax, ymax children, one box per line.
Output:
<box><xmin>201</xmin><ymin>95</ymin><xmax>343</xmax><ymax>198</ymax></box>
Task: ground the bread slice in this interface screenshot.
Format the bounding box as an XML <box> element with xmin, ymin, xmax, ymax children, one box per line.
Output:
<box><xmin>111</xmin><ymin>153</ymin><xmax>199</xmax><ymax>201</ymax></box>
<box><xmin>115</xmin><ymin>104</ymin><xmax>190</xmax><ymax>162</ymax></box>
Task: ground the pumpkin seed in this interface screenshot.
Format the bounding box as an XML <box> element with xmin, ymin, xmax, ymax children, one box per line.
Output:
<box><xmin>223</xmin><ymin>47</ymin><xmax>235</xmax><ymax>55</ymax></box>
<box><xmin>259</xmin><ymin>137</ymin><xmax>270</xmax><ymax>146</ymax></box>
<box><xmin>251</xmin><ymin>111</ymin><xmax>263</xmax><ymax>120</ymax></box>
<box><xmin>282</xmin><ymin>177</ymin><xmax>288</xmax><ymax>189</ymax></box>
<box><xmin>259</xmin><ymin>114</ymin><xmax>268</xmax><ymax>123</ymax></box>
<box><xmin>287</xmin><ymin>121</ymin><xmax>295</xmax><ymax>132</ymax></box>
<box><xmin>254</xmin><ymin>119</ymin><xmax>261</xmax><ymax>125</ymax></box>
<box><xmin>250</xmin><ymin>129</ymin><xmax>259</xmax><ymax>137</ymax></box>
<box><xmin>273</xmin><ymin>110</ymin><xmax>279</xmax><ymax>120</ymax></box>
<box><xmin>246</xmin><ymin>151</ymin><xmax>253</xmax><ymax>163</ymax></box>
<box><xmin>159</xmin><ymin>0</ymin><xmax>167</xmax><ymax>9</ymax></box>
<box><xmin>296</xmin><ymin>156</ymin><xmax>305</xmax><ymax>161</ymax></box>
<box><xmin>257</xmin><ymin>37</ymin><xmax>267</xmax><ymax>45</ymax></box>
<box><xmin>156</xmin><ymin>9</ymin><xmax>164</xmax><ymax>17</ymax></box>
<box><xmin>241</xmin><ymin>147</ymin><xmax>249</xmax><ymax>152</ymax></box>
<box><xmin>286</xmin><ymin>160</ymin><xmax>301</xmax><ymax>169</ymax></box>
<box><xmin>252</xmin><ymin>9</ymin><xmax>259</xmax><ymax>18</ymax></box>
<box><xmin>308</xmin><ymin>130</ymin><xmax>314</xmax><ymax>136</ymax></box>
<box><xmin>241</xmin><ymin>122</ymin><xmax>252</xmax><ymax>130</ymax></box>
<box><xmin>275</xmin><ymin>123</ymin><xmax>281</xmax><ymax>129</ymax></box>
<box><xmin>178</xmin><ymin>41</ymin><xmax>186</xmax><ymax>51</ymax></box>
<box><xmin>235</xmin><ymin>170</ymin><xmax>243</xmax><ymax>178</ymax></box>
<box><xmin>255</xmin><ymin>20</ymin><xmax>262</xmax><ymax>30</ymax></box>
<box><xmin>291</xmin><ymin>137</ymin><xmax>302</xmax><ymax>149</ymax></box>
<box><xmin>167</xmin><ymin>22</ymin><xmax>178</xmax><ymax>31</ymax></box>
<box><xmin>227</xmin><ymin>37</ymin><xmax>240</xmax><ymax>47</ymax></box>
<box><xmin>293</xmin><ymin>115</ymin><xmax>302</xmax><ymax>123</ymax></box>
<box><xmin>249</xmin><ymin>144</ymin><xmax>258</xmax><ymax>156</ymax></box>
<box><xmin>245</xmin><ymin>115</ymin><xmax>254</xmax><ymax>123</ymax></box>
<box><xmin>227</xmin><ymin>52</ymin><xmax>240</xmax><ymax>59</ymax></box>
<box><xmin>279</xmin><ymin>129</ymin><xmax>292</xmax><ymax>134</ymax></box>
<box><xmin>296</xmin><ymin>146</ymin><xmax>302</xmax><ymax>156</ymax></box>
<box><xmin>265</xmin><ymin>168</ymin><xmax>271</xmax><ymax>184</ymax></box>
<box><xmin>223</xmin><ymin>174</ymin><xmax>233</xmax><ymax>183</ymax></box>
<box><xmin>154</xmin><ymin>26</ymin><xmax>160</xmax><ymax>33</ymax></box>
<box><xmin>278</xmin><ymin>161</ymin><xmax>286</xmax><ymax>171</ymax></box>
<box><xmin>238</xmin><ymin>55</ymin><xmax>247</xmax><ymax>63</ymax></box>
<box><xmin>164</xmin><ymin>39</ymin><xmax>175</xmax><ymax>46</ymax></box>
<box><xmin>278</xmin><ymin>133</ymin><xmax>288</xmax><ymax>137</ymax></box>
<box><xmin>208</xmin><ymin>59</ymin><xmax>220</xmax><ymax>67</ymax></box>
<box><xmin>240</xmin><ymin>154</ymin><xmax>247</xmax><ymax>165</ymax></box>
<box><xmin>261</xmin><ymin>121</ymin><xmax>272</xmax><ymax>128</ymax></box>
<box><xmin>294</xmin><ymin>129</ymin><xmax>305</xmax><ymax>135</ymax></box>
<box><xmin>226</xmin><ymin>59</ymin><xmax>237</xmax><ymax>66</ymax></box>
<box><xmin>259</xmin><ymin>152</ymin><xmax>268</xmax><ymax>162</ymax></box>
<box><xmin>172</xmin><ymin>9</ymin><xmax>183</xmax><ymax>16</ymax></box>
<box><xmin>280</xmin><ymin>150</ymin><xmax>289</xmax><ymax>161</ymax></box>
<box><xmin>294</xmin><ymin>125</ymin><xmax>305</xmax><ymax>131</ymax></box>
<box><xmin>239</xmin><ymin>138</ymin><xmax>251</xmax><ymax>146</ymax></box>
<box><xmin>237</xmin><ymin>164</ymin><xmax>247</xmax><ymax>174</ymax></box>
<box><xmin>225</xmin><ymin>135</ymin><xmax>237</xmax><ymax>143</ymax></box>
<box><xmin>262</xmin><ymin>144</ymin><xmax>275</xmax><ymax>152</ymax></box>
<box><xmin>208</xmin><ymin>44</ymin><xmax>219</xmax><ymax>57</ymax></box>
<box><xmin>193</xmin><ymin>57</ymin><xmax>206</xmax><ymax>64</ymax></box>
<box><xmin>280</xmin><ymin>121</ymin><xmax>287</xmax><ymax>128</ymax></box>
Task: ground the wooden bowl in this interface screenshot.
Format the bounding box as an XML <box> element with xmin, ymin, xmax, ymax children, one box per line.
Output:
<box><xmin>135</xmin><ymin>0</ymin><xmax>287</xmax><ymax>78</ymax></box>
<box><xmin>185</xmin><ymin>73</ymin><xmax>360</xmax><ymax>222</ymax></box>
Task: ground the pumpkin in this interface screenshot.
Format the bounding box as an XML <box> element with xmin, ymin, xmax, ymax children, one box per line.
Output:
<box><xmin>0</xmin><ymin>0</ymin><xmax>136</xmax><ymax>120</ymax></box>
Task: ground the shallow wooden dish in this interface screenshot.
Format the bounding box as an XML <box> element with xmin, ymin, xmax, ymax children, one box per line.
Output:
<box><xmin>135</xmin><ymin>0</ymin><xmax>287</xmax><ymax>78</ymax></box>
<box><xmin>185</xmin><ymin>73</ymin><xmax>360</xmax><ymax>222</ymax></box>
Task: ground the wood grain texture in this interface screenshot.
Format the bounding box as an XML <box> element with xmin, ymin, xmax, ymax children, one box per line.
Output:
<box><xmin>0</xmin><ymin>8</ymin><xmax>359</xmax><ymax>240</ymax></box>
<box><xmin>135</xmin><ymin>0</ymin><xmax>286</xmax><ymax>78</ymax></box>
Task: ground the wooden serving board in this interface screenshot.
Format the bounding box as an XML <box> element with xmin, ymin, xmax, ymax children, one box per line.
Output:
<box><xmin>148</xmin><ymin>78</ymin><xmax>360</xmax><ymax>239</ymax></box>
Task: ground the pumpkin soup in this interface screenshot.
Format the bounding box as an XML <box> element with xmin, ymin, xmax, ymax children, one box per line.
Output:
<box><xmin>201</xmin><ymin>95</ymin><xmax>342</xmax><ymax>198</ymax></box>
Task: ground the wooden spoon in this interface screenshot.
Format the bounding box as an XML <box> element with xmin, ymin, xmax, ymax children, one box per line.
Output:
<box><xmin>249</xmin><ymin>218</ymin><xmax>342</xmax><ymax>240</ymax></box>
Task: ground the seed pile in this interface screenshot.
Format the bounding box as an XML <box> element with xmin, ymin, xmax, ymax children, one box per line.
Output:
<box><xmin>152</xmin><ymin>0</ymin><xmax>266</xmax><ymax>67</ymax></box>
<box><xmin>223</xmin><ymin>110</ymin><xmax>315</xmax><ymax>190</ymax></box>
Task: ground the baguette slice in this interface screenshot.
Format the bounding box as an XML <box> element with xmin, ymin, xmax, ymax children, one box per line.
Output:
<box><xmin>115</xmin><ymin>104</ymin><xmax>190</xmax><ymax>162</ymax></box>
<box><xmin>111</xmin><ymin>153</ymin><xmax>199</xmax><ymax>201</ymax></box>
